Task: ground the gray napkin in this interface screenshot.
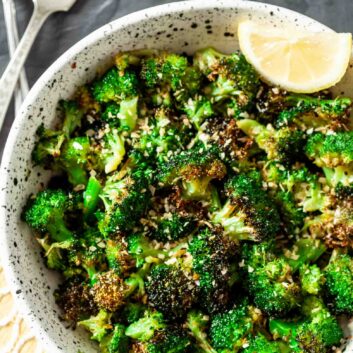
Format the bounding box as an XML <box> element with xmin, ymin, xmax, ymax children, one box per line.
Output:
<box><xmin>0</xmin><ymin>0</ymin><xmax>352</xmax><ymax>157</ymax></box>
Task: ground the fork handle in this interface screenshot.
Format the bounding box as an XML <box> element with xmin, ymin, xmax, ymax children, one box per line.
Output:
<box><xmin>0</xmin><ymin>5</ymin><xmax>51</xmax><ymax>129</ymax></box>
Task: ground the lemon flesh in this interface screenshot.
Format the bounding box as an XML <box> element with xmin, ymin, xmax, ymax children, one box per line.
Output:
<box><xmin>238</xmin><ymin>21</ymin><xmax>352</xmax><ymax>93</ymax></box>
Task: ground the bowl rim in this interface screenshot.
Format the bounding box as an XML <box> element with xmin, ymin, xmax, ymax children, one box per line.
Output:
<box><xmin>0</xmin><ymin>0</ymin><xmax>331</xmax><ymax>350</ymax></box>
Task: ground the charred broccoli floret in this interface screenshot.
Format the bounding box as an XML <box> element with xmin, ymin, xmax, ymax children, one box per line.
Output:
<box><xmin>276</xmin><ymin>95</ymin><xmax>351</xmax><ymax>129</ymax></box>
<box><xmin>188</xmin><ymin>227</ymin><xmax>238</xmax><ymax>314</ymax></box>
<box><xmin>146</xmin><ymin>263</ymin><xmax>198</xmax><ymax>321</ymax></box>
<box><xmin>237</xmin><ymin>119</ymin><xmax>305</xmax><ymax>165</ymax></box>
<box><xmin>212</xmin><ymin>171</ymin><xmax>281</xmax><ymax>242</ymax></box>
<box><xmin>194</xmin><ymin>47</ymin><xmax>260</xmax><ymax>110</ymax></box>
<box><xmin>157</xmin><ymin>145</ymin><xmax>226</xmax><ymax>200</ymax></box>
<box><xmin>270</xmin><ymin>297</ymin><xmax>343</xmax><ymax>353</ymax></box>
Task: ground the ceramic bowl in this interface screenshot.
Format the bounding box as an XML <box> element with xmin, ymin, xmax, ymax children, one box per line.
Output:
<box><xmin>1</xmin><ymin>1</ymin><xmax>353</xmax><ymax>352</ymax></box>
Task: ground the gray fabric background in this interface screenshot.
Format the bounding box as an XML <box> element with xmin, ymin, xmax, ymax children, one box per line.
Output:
<box><xmin>0</xmin><ymin>0</ymin><xmax>352</xmax><ymax>157</ymax></box>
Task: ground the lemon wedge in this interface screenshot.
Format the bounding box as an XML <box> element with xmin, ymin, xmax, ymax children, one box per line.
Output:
<box><xmin>238</xmin><ymin>21</ymin><xmax>352</xmax><ymax>93</ymax></box>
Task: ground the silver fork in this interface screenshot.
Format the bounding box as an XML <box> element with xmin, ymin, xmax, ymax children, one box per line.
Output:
<box><xmin>0</xmin><ymin>0</ymin><xmax>77</xmax><ymax>130</ymax></box>
<box><xmin>2</xmin><ymin>0</ymin><xmax>29</xmax><ymax>114</ymax></box>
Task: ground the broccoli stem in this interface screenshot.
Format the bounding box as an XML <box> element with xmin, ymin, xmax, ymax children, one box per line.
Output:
<box><xmin>84</xmin><ymin>176</ymin><xmax>102</xmax><ymax>217</ymax></box>
<box><xmin>47</xmin><ymin>219</ymin><xmax>74</xmax><ymax>243</ymax></box>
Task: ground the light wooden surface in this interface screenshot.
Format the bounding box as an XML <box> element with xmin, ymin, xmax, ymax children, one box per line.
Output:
<box><xmin>0</xmin><ymin>266</ymin><xmax>44</xmax><ymax>353</ymax></box>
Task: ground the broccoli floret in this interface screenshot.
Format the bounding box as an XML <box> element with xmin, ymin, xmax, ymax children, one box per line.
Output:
<box><xmin>31</xmin><ymin>124</ymin><xmax>65</xmax><ymax>166</ymax></box>
<box><xmin>125</xmin><ymin>309</ymin><xmax>165</xmax><ymax>341</ymax></box>
<box><xmin>127</xmin><ymin>233</ymin><xmax>167</xmax><ymax>267</ymax></box>
<box><xmin>324</xmin><ymin>253</ymin><xmax>353</xmax><ymax>315</ymax></box>
<box><xmin>121</xmin><ymin>302</ymin><xmax>146</xmax><ymax>325</ymax></box>
<box><xmin>60</xmin><ymin>136</ymin><xmax>91</xmax><ymax>185</ymax></box>
<box><xmin>283</xmin><ymin>238</ymin><xmax>326</xmax><ymax>271</ymax></box>
<box><xmin>237</xmin><ymin>119</ymin><xmax>305</xmax><ymax>165</ymax></box>
<box><xmin>299</xmin><ymin>264</ymin><xmax>325</xmax><ymax>295</ymax></box>
<box><xmin>92</xmin><ymin>68</ymin><xmax>138</xmax><ymax>103</ymax></box>
<box><xmin>242</xmin><ymin>335</ymin><xmax>283</xmax><ymax>353</ymax></box>
<box><xmin>148</xmin><ymin>212</ymin><xmax>197</xmax><ymax>242</ymax></box>
<box><xmin>158</xmin><ymin>145</ymin><xmax>226</xmax><ymax>200</ymax></box>
<box><xmin>273</xmin><ymin>190</ymin><xmax>306</xmax><ymax>234</ymax></box>
<box><xmin>323</xmin><ymin>165</ymin><xmax>353</xmax><ymax>197</ymax></box>
<box><xmin>78</xmin><ymin>309</ymin><xmax>112</xmax><ymax>342</ymax></box>
<box><xmin>247</xmin><ymin>257</ymin><xmax>300</xmax><ymax>316</ymax></box>
<box><xmin>91</xmin><ymin>261</ymin><xmax>153</xmax><ymax>312</ymax></box>
<box><xmin>99</xmin><ymin>129</ymin><xmax>126</xmax><ymax>174</ymax></box>
<box><xmin>67</xmin><ymin>227</ymin><xmax>106</xmax><ymax>282</ymax></box>
<box><xmin>141</xmin><ymin>51</ymin><xmax>201</xmax><ymax>102</ymax></box>
<box><xmin>100</xmin><ymin>324</ymin><xmax>129</xmax><ymax>353</ymax></box>
<box><xmin>60</xmin><ymin>100</ymin><xmax>85</xmax><ymax>137</ymax></box>
<box><xmin>182</xmin><ymin>96</ymin><xmax>214</xmax><ymax>129</ymax></box>
<box><xmin>209</xmin><ymin>299</ymin><xmax>262</xmax><ymax>352</ymax></box>
<box><xmin>24</xmin><ymin>189</ymin><xmax>76</xmax><ymax>242</ymax></box>
<box><xmin>129</xmin><ymin>326</ymin><xmax>193</xmax><ymax>353</ymax></box>
<box><xmin>146</xmin><ymin>263</ymin><xmax>198</xmax><ymax>321</ymax></box>
<box><xmin>101</xmin><ymin>103</ymin><xmax>121</xmax><ymax>127</ymax></box>
<box><xmin>188</xmin><ymin>228</ymin><xmax>238</xmax><ymax>314</ymax></box>
<box><xmin>99</xmin><ymin>168</ymin><xmax>151</xmax><ymax>236</ymax></box>
<box><xmin>54</xmin><ymin>277</ymin><xmax>96</xmax><ymax>326</ymax></box>
<box><xmin>212</xmin><ymin>171</ymin><xmax>281</xmax><ymax>242</ymax></box>
<box><xmin>270</xmin><ymin>297</ymin><xmax>343</xmax><ymax>353</ymax></box>
<box><xmin>194</xmin><ymin>48</ymin><xmax>260</xmax><ymax>109</ymax></box>
<box><xmin>263</xmin><ymin>163</ymin><xmax>328</xmax><ymax>212</ymax></box>
<box><xmin>305</xmin><ymin>131</ymin><xmax>353</xmax><ymax>167</ymax></box>
<box><xmin>306</xmin><ymin>208</ymin><xmax>353</xmax><ymax>248</ymax></box>
<box><xmin>186</xmin><ymin>310</ymin><xmax>217</xmax><ymax>353</ymax></box>
<box><xmin>276</xmin><ymin>95</ymin><xmax>351</xmax><ymax>129</ymax></box>
<box><xmin>105</xmin><ymin>238</ymin><xmax>133</xmax><ymax>276</ymax></box>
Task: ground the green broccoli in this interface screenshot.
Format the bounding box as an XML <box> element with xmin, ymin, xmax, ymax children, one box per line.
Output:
<box><xmin>186</xmin><ymin>310</ymin><xmax>217</xmax><ymax>353</ymax></box>
<box><xmin>23</xmin><ymin>189</ymin><xmax>76</xmax><ymax>242</ymax></box>
<box><xmin>127</xmin><ymin>233</ymin><xmax>168</xmax><ymax>267</ymax></box>
<box><xmin>299</xmin><ymin>264</ymin><xmax>325</xmax><ymax>295</ymax></box>
<box><xmin>212</xmin><ymin>171</ymin><xmax>281</xmax><ymax>242</ymax></box>
<box><xmin>270</xmin><ymin>297</ymin><xmax>343</xmax><ymax>353</ymax></box>
<box><xmin>305</xmin><ymin>131</ymin><xmax>353</xmax><ymax>167</ymax></box>
<box><xmin>100</xmin><ymin>324</ymin><xmax>129</xmax><ymax>353</ymax></box>
<box><xmin>99</xmin><ymin>168</ymin><xmax>151</xmax><ymax>235</ymax></box>
<box><xmin>92</xmin><ymin>68</ymin><xmax>138</xmax><ymax>103</ymax></box>
<box><xmin>324</xmin><ymin>252</ymin><xmax>353</xmax><ymax>315</ymax></box>
<box><xmin>125</xmin><ymin>309</ymin><xmax>165</xmax><ymax>341</ymax></box>
<box><xmin>60</xmin><ymin>136</ymin><xmax>91</xmax><ymax>185</ymax></box>
<box><xmin>98</xmin><ymin>129</ymin><xmax>126</xmax><ymax>174</ymax></box>
<box><xmin>148</xmin><ymin>212</ymin><xmax>197</xmax><ymax>242</ymax></box>
<box><xmin>242</xmin><ymin>334</ymin><xmax>283</xmax><ymax>353</ymax></box>
<box><xmin>182</xmin><ymin>95</ymin><xmax>214</xmax><ymax>129</ymax></box>
<box><xmin>210</xmin><ymin>299</ymin><xmax>262</xmax><ymax>352</ymax></box>
<box><xmin>78</xmin><ymin>309</ymin><xmax>112</xmax><ymax>342</ymax></box>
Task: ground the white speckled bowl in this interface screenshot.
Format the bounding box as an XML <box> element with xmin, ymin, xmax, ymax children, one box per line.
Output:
<box><xmin>1</xmin><ymin>1</ymin><xmax>353</xmax><ymax>352</ymax></box>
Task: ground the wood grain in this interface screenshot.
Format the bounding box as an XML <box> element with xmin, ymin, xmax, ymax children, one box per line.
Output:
<box><xmin>0</xmin><ymin>266</ymin><xmax>44</xmax><ymax>353</ymax></box>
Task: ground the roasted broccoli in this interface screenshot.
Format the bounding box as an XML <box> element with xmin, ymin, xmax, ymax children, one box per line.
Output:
<box><xmin>212</xmin><ymin>171</ymin><xmax>281</xmax><ymax>242</ymax></box>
